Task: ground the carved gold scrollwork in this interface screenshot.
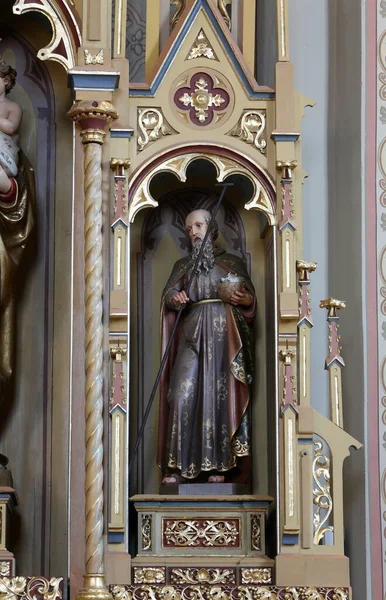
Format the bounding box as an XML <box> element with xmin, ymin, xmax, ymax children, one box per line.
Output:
<box><xmin>229</xmin><ymin>111</ymin><xmax>267</xmax><ymax>153</ymax></box>
<box><xmin>110</xmin><ymin>585</ymin><xmax>350</xmax><ymax>600</ymax></box>
<box><xmin>0</xmin><ymin>577</ymin><xmax>63</xmax><ymax>600</ymax></box>
<box><xmin>137</xmin><ymin>109</ymin><xmax>177</xmax><ymax>152</ymax></box>
<box><xmin>141</xmin><ymin>514</ymin><xmax>152</xmax><ymax>551</ymax></box>
<box><xmin>111</xmin><ymin>587</ymin><xmax>131</xmax><ymax>600</ymax></box>
<box><xmin>163</xmin><ymin>519</ymin><xmax>240</xmax><ymax>547</ymax></box>
<box><xmin>240</xmin><ymin>569</ymin><xmax>272</xmax><ymax>584</ymax></box>
<box><xmin>170</xmin><ymin>568</ymin><xmax>235</xmax><ymax>585</ymax></box>
<box><xmin>170</xmin><ymin>0</ymin><xmax>231</xmax><ymax>29</ymax></box>
<box><xmin>250</xmin><ymin>514</ymin><xmax>261</xmax><ymax>550</ymax></box>
<box><xmin>171</xmin><ymin>0</ymin><xmax>185</xmax><ymax>28</ymax></box>
<box><xmin>313</xmin><ymin>439</ymin><xmax>334</xmax><ymax>545</ymax></box>
<box><xmin>0</xmin><ymin>562</ymin><xmax>11</xmax><ymax>577</ymax></box>
<box><xmin>133</xmin><ymin>568</ymin><xmax>165</xmax><ymax>584</ymax></box>
<box><xmin>217</xmin><ymin>0</ymin><xmax>231</xmax><ymax>28</ymax></box>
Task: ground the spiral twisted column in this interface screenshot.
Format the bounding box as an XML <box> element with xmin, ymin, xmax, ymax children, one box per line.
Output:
<box><xmin>68</xmin><ymin>100</ymin><xmax>118</xmax><ymax>600</ymax></box>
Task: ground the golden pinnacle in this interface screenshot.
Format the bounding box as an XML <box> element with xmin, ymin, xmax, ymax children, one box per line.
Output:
<box><xmin>320</xmin><ymin>297</ymin><xmax>346</xmax><ymax>318</ymax></box>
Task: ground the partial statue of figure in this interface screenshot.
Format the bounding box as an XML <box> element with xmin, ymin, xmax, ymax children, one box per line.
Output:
<box><xmin>0</xmin><ymin>453</ymin><xmax>13</xmax><ymax>486</ymax></box>
<box><xmin>0</xmin><ymin>56</ymin><xmax>34</xmax><ymax>384</ymax></box>
<box><xmin>0</xmin><ymin>58</ymin><xmax>21</xmax><ymax>190</ymax></box>
<box><xmin>157</xmin><ymin>209</ymin><xmax>256</xmax><ymax>484</ymax></box>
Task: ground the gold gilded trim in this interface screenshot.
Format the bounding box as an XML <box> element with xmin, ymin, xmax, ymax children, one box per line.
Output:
<box><xmin>171</xmin><ymin>0</ymin><xmax>185</xmax><ymax>29</ymax></box>
<box><xmin>142</xmin><ymin>514</ymin><xmax>152</xmax><ymax>551</ymax></box>
<box><xmin>129</xmin><ymin>152</ymin><xmax>276</xmax><ymax>225</ymax></box>
<box><xmin>313</xmin><ymin>439</ymin><xmax>333</xmax><ymax>545</ymax></box>
<box><xmin>133</xmin><ymin>568</ymin><xmax>165</xmax><ymax>584</ymax></box>
<box><xmin>217</xmin><ymin>0</ymin><xmax>231</xmax><ymax>29</ymax></box>
<box><xmin>163</xmin><ymin>518</ymin><xmax>240</xmax><ymax>548</ymax></box>
<box><xmin>13</xmin><ymin>0</ymin><xmax>77</xmax><ymax>70</ymax></box>
<box><xmin>170</xmin><ymin>568</ymin><xmax>235</xmax><ymax>585</ymax></box>
<box><xmin>111</xmin><ymin>585</ymin><xmax>349</xmax><ymax>600</ymax></box>
<box><xmin>137</xmin><ymin>108</ymin><xmax>177</xmax><ymax>152</ymax></box>
<box><xmin>0</xmin><ymin>577</ymin><xmax>63</xmax><ymax>600</ymax></box>
<box><xmin>187</xmin><ymin>30</ymin><xmax>218</xmax><ymax>61</ymax></box>
<box><xmin>84</xmin><ymin>49</ymin><xmax>104</xmax><ymax>65</ymax></box>
<box><xmin>229</xmin><ymin>111</ymin><xmax>267</xmax><ymax>154</ymax></box>
<box><xmin>319</xmin><ymin>297</ymin><xmax>346</xmax><ymax>318</ymax></box>
<box><xmin>240</xmin><ymin>569</ymin><xmax>272</xmax><ymax>585</ymax></box>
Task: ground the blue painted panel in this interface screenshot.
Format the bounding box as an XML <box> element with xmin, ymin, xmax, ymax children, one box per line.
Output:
<box><xmin>110</xmin><ymin>129</ymin><xmax>134</xmax><ymax>138</ymax></box>
<box><xmin>108</xmin><ymin>531</ymin><xmax>125</xmax><ymax>543</ymax></box>
<box><xmin>271</xmin><ymin>134</ymin><xmax>300</xmax><ymax>142</ymax></box>
<box><xmin>68</xmin><ymin>72</ymin><xmax>120</xmax><ymax>91</ymax></box>
<box><xmin>282</xmin><ymin>533</ymin><xmax>299</xmax><ymax>545</ymax></box>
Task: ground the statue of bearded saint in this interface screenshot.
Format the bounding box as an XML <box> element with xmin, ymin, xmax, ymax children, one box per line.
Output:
<box><xmin>157</xmin><ymin>209</ymin><xmax>256</xmax><ymax>484</ymax></box>
<box><xmin>0</xmin><ymin>56</ymin><xmax>34</xmax><ymax>387</ymax></box>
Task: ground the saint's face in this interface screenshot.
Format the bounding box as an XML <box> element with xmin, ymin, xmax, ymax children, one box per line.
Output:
<box><xmin>185</xmin><ymin>211</ymin><xmax>209</xmax><ymax>243</ymax></box>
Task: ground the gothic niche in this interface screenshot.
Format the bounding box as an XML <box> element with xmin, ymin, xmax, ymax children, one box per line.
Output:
<box><xmin>128</xmin><ymin>158</ymin><xmax>277</xmax><ymax>500</ymax></box>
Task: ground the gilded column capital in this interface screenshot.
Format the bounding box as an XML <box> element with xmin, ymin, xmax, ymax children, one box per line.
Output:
<box><xmin>67</xmin><ymin>100</ymin><xmax>119</xmax><ymax>144</ymax></box>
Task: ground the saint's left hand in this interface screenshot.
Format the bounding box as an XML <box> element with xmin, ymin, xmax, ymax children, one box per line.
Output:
<box><xmin>229</xmin><ymin>289</ymin><xmax>253</xmax><ymax>307</ymax></box>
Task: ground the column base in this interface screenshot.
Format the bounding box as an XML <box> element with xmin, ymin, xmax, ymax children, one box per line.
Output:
<box><xmin>76</xmin><ymin>574</ymin><xmax>113</xmax><ymax>600</ymax></box>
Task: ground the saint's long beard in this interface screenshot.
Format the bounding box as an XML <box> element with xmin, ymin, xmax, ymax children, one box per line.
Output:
<box><xmin>190</xmin><ymin>238</ymin><xmax>215</xmax><ymax>274</ymax></box>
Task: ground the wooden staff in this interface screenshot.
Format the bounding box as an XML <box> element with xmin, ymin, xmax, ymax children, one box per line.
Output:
<box><xmin>129</xmin><ymin>182</ymin><xmax>234</xmax><ymax>474</ymax></box>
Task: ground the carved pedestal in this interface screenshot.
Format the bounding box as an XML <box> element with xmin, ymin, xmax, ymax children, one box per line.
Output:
<box><xmin>107</xmin><ymin>495</ymin><xmax>352</xmax><ymax>598</ymax></box>
<box><xmin>130</xmin><ymin>494</ymin><xmax>274</xmax><ymax>584</ymax></box>
<box><xmin>0</xmin><ymin>487</ymin><xmax>17</xmax><ymax>576</ymax></box>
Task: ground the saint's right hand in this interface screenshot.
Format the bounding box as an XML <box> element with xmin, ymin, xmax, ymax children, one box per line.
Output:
<box><xmin>170</xmin><ymin>290</ymin><xmax>189</xmax><ymax>308</ymax></box>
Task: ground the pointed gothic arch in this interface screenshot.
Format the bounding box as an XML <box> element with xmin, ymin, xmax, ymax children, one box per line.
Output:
<box><xmin>128</xmin><ymin>143</ymin><xmax>277</xmax><ymax>225</ymax></box>
<box><xmin>12</xmin><ymin>0</ymin><xmax>81</xmax><ymax>71</ymax></box>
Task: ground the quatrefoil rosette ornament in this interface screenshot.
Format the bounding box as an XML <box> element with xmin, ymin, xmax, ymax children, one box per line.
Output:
<box><xmin>172</xmin><ymin>70</ymin><xmax>234</xmax><ymax>128</ymax></box>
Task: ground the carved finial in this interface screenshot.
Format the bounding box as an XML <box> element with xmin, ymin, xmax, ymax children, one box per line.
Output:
<box><xmin>110</xmin><ymin>158</ymin><xmax>131</xmax><ymax>175</ymax></box>
<box><xmin>296</xmin><ymin>260</ymin><xmax>317</xmax><ymax>282</ymax></box>
<box><xmin>110</xmin><ymin>344</ymin><xmax>127</xmax><ymax>362</ymax></box>
<box><xmin>276</xmin><ymin>159</ymin><xmax>298</xmax><ymax>180</ymax></box>
<box><xmin>320</xmin><ymin>298</ymin><xmax>346</xmax><ymax>319</ymax></box>
<box><xmin>279</xmin><ymin>348</ymin><xmax>296</xmax><ymax>365</ymax></box>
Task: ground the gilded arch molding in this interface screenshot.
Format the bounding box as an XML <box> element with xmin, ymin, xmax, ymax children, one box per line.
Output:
<box><xmin>12</xmin><ymin>0</ymin><xmax>81</xmax><ymax>71</ymax></box>
<box><xmin>128</xmin><ymin>146</ymin><xmax>277</xmax><ymax>225</ymax></box>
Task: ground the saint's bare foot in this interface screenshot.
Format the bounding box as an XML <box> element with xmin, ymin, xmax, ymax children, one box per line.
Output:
<box><xmin>161</xmin><ymin>474</ymin><xmax>184</xmax><ymax>484</ymax></box>
<box><xmin>208</xmin><ymin>474</ymin><xmax>225</xmax><ymax>483</ymax></box>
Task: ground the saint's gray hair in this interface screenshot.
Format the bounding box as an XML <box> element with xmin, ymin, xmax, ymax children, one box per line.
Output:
<box><xmin>203</xmin><ymin>214</ymin><xmax>219</xmax><ymax>241</ymax></box>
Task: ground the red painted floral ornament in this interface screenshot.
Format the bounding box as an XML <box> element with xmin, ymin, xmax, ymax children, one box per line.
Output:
<box><xmin>173</xmin><ymin>70</ymin><xmax>233</xmax><ymax>127</ymax></box>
